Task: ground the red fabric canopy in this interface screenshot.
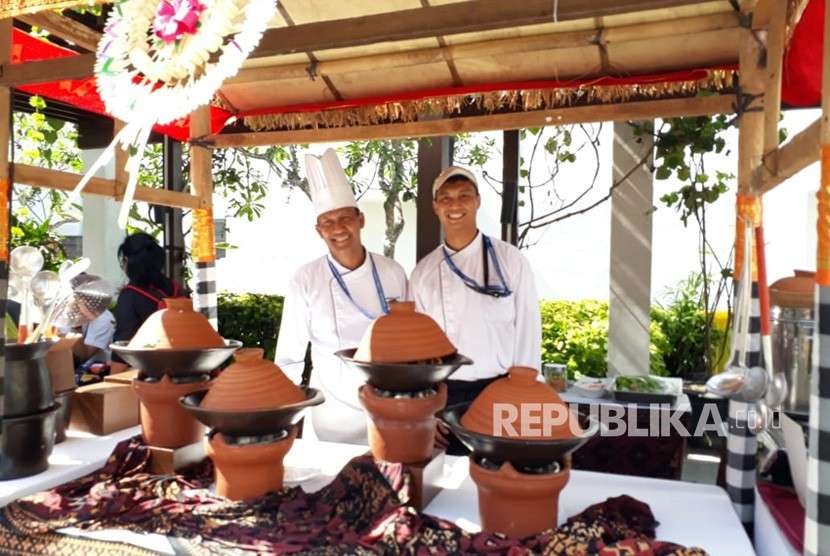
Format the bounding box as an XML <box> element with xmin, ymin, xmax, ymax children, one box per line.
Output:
<box><xmin>11</xmin><ymin>28</ymin><xmax>231</xmax><ymax>141</ymax></box>
<box><xmin>782</xmin><ymin>0</ymin><xmax>823</xmax><ymax>107</ymax></box>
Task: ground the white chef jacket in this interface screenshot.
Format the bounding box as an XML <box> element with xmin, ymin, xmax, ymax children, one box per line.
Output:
<box><xmin>275</xmin><ymin>251</ymin><xmax>408</xmax><ymax>444</ymax></box>
<box><xmin>410</xmin><ymin>232</ymin><xmax>541</xmax><ymax>381</ymax></box>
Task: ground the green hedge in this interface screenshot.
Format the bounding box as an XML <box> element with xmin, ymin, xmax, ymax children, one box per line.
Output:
<box><xmin>218</xmin><ymin>293</ymin><xmax>284</xmax><ymax>360</ymax></box>
<box><xmin>217</xmin><ymin>294</ymin><xmax>700</xmax><ymax>378</ymax></box>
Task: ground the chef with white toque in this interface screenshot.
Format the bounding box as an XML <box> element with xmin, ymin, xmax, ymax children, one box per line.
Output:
<box><xmin>276</xmin><ymin>148</ymin><xmax>408</xmax><ymax>444</ymax></box>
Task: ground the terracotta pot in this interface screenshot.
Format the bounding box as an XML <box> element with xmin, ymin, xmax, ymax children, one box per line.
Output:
<box><xmin>355</xmin><ymin>301</ymin><xmax>455</xmax><ymax>364</ymax></box>
<box><xmin>201</xmin><ymin>348</ymin><xmax>305</xmax><ymax>411</ymax></box>
<box><xmin>770</xmin><ymin>270</ymin><xmax>815</xmax><ymax>309</ymax></box>
<box><xmin>206</xmin><ymin>428</ymin><xmax>296</xmax><ymax>500</ymax></box>
<box><xmin>470</xmin><ymin>459</ymin><xmax>570</xmax><ymax>538</ymax></box>
<box><xmin>129</xmin><ymin>297</ymin><xmax>224</xmax><ymax>349</ymax></box>
<box><xmin>359</xmin><ymin>383</ymin><xmax>447</xmax><ymax>463</ymax></box>
<box><xmin>132</xmin><ymin>375</ymin><xmax>212</xmax><ymax>448</ymax></box>
<box><xmin>461</xmin><ymin>367</ymin><xmax>579</xmax><ymax>440</ymax></box>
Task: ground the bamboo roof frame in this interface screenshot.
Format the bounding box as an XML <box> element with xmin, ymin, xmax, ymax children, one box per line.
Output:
<box><xmin>0</xmin><ymin>0</ymin><xmax>812</xmax><ymax>209</ymax></box>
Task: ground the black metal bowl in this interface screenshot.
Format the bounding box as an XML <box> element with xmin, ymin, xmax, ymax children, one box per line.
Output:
<box><xmin>335</xmin><ymin>348</ymin><xmax>472</xmax><ymax>392</ymax></box>
<box><xmin>436</xmin><ymin>403</ymin><xmax>600</xmax><ymax>467</ymax></box>
<box><xmin>110</xmin><ymin>339</ymin><xmax>242</xmax><ymax>378</ymax></box>
<box><xmin>0</xmin><ymin>403</ymin><xmax>59</xmax><ymax>480</ymax></box>
<box><xmin>179</xmin><ymin>387</ymin><xmax>325</xmax><ymax>437</ymax></box>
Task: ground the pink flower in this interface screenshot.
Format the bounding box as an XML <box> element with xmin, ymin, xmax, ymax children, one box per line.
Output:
<box><xmin>153</xmin><ymin>0</ymin><xmax>205</xmax><ymax>43</ymax></box>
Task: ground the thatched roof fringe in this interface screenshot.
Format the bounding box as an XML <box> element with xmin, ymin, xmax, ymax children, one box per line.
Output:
<box><xmin>241</xmin><ymin>69</ymin><xmax>736</xmax><ymax>132</ymax></box>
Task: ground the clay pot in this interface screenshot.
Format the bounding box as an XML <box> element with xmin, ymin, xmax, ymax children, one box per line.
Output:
<box><xmin>128</xmin><ymin>297</ymin><xmax>224</xmax><ymax>349</ymax></box>
<box><xmin>355</xmin><ymin>301</ymin><xmax>455</xmax><ymax>364</ymax></box>
<box><xmin>53</xmin><ymin>389</ymin><xmax>75</xmax><ymax>444</ymax></box>
<box><xmin>770</xmin><ymin>270</ymin><xmax>815</xmax><ymax>309</ymax></box>
<box><xmin>470</xmin><ymin>459</ymin><xmax>570</xmax><ymax>538</ymax></box>
<box><xmin>3</xmin><ymin>340</ymin><xmax>56</xmax><ymax>418</ymax></box>
<box><xmin>133</xmin><ymin>375</ymin><xmax>212</xmax><ymax>448</ymax></box>
<box><xmin>201</xmin><ymin>348</ymin><xmax>305</xmax><ymax>411</ymax></box>
<box><xmin>461</xmin><ymin>367</ymin><xmax>579</xmax><ymax>440</ymax></box>
<box><xmin>206</xmin><ymin>428</ymin><xmax>296</xmax><ymax>500</ymax></box>
<box><xmin>359</xmin><ymin>383</ymin><xmax>447</xmax><ymax>463</ymax></box>
<box><xmin>0</xmin><ymin>404</ymin><xmax>58</xmax><ymax>480</ymax></box>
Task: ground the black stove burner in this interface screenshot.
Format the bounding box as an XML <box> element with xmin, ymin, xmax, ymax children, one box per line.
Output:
<box><xmin>138</xmin><ymin>373</ymin><xmax>211</xmax><ymax>384</ymax></box>
<box><xmin>473</xmin><ymin>454</ymin><xmax>562</xmax><ymax>475</ymax></box>
<box><xmin>372</xmin><ymin>386</ymin><xmax>438</xmax><ymax>399</ymax></box>
<box><xmin>219</xmin><ymin>428</ymin><xmax>291</xmax><ymax>446</ymax></box>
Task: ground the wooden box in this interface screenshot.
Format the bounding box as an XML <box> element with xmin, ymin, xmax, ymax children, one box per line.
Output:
<box><xmin>148</xmin><ymin>441</ymin><xmax>206</xmax><ymax>475</ymax></box>
<box><xmin>69</xmin><ymin>382</ymin><xmax>139</xmax><ymax>435</ymax></box>
<box><xmin>406</xmin><ymin>450</ymin><xmax>445</xmax><ymax>511</ymax></box>
<box><xmin>46</xmin><ymin>335</ymin><xmax>81</xmax><ymax>393</ymax></box>
<box><xmin>103</xmin><ymin>369</ymin><xmax>141</xmax><ymax>385</ymax></box>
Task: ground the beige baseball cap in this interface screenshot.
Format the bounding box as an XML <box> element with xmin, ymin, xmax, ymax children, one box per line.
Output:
<box><xmin>432</xmin><ymin>166</ymin><xmax>479</xmax><ymax>199</ymax></box>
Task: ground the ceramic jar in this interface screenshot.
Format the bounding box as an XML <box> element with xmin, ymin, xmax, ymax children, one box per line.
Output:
<box><xmin>201</xmin><ymin>348</ymin><xmax>305</xmax><ymax>411</ymax></box>
<box><xmin>129</xmin><ymin>297</ymin><xmax>225</xmax><ymax>349</ymax></box>
<box><xmin>3</xmin><ymin>340</ymin><xmax>56</xmax><ymax>418</ymax></box>
<box><xmin>206</xmin><ymin>428</ymin><xmax>297</xmax><ymax>500</ymax></box>
<box><xmin>133</xmin><ymin>375</ymin><xmax>212</xmax><ymax>448</ymax></box>
<box><xmin>354</xmin><ymin>301</ymin><xmax>455</xmax><ymax>363</ymax></box>
<box><xmin>770</xmin><ymin>270</ymin><xmax>815</xmax><ymax>309</ymax></box>
<box><xmin>359</xmin><ymin>383</ymin><xmax>447</xmax><ymax>463</ymax></box>
<box><xmin>470</xmin><ymin>460</ymin><xmax>570</xmax><ymax>538</ymax></box>
<box><xmin>461</xmin><ymin>367</ymin><xmax>579</xmax><ymax>440</ymax></box>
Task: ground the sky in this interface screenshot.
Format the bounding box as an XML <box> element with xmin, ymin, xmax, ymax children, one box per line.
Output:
<box><xmin>212</xmin><ymin>108</ymin><xmax>821</xmax><ymax>303</ymax></box>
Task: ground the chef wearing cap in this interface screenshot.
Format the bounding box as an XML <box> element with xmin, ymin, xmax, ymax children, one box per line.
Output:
<box><xmin>276</xmin><ymin>149</ymin><xmax>408</xmax><ymax>444</ymax></box>
<box><xmin>410</xmin><ymin>166</ymin><xmax>541</xmax><ymax>452</ymax></box>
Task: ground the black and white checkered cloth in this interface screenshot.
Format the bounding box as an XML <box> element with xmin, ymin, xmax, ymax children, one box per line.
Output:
<box><xmin>725</xmin><ymin>281</ymin><xmax>761</xmax><ymax>536</ymax></box>
<box><xmin>193</xmin><ymin>261</ymin><xmax>217</xmax><ymax>329</ymax></box>
<box><xmin>806</xmin><ymin>283</ymin><xmax>830</xmax><ymax>555</ymax></box>
<box><xmin>0</xmin><ymin>261</ymin><xmax>6</xmax><ymax>417</ymax></box>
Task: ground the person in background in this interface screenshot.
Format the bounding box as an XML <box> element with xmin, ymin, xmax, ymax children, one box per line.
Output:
<box><xmin>113</xmin><ymin>233</ymin><xmax>183</xmax><ymax>355</ymax></box>
<box><xmin>276</xmin><ymin>148</ymin><xmax>408</xmax><ymax>444</ymax></box>
<box><xmin>70</xmin><ymin>274</ymin><xmax>116</xmax><ymax>367</ymax></box>
<box><xmin>410</xmin><ymin>166</ymin><xmax>542</xmax><ymax>454</ymax></box>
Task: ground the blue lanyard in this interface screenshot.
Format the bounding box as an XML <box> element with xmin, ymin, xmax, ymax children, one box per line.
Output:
<box><xmin>442</xmin><ymin>235</ymin><xmax>513</xmax><ymax>298</ymax></box>
<box><xmin>327</xmin><ymin>252</ymin><xmax>390</xmax><ymax>319</ymax></box>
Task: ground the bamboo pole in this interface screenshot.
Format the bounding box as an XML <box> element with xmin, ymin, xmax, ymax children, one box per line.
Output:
<box><xmin>726</xmin><ymin>20</ymin><xmax>766</xmax><ymax>536</ymax></box>
<box><xmin>0</xmin><ymin>18</ymin><xmax>11</xmax><ymax>266</ymax></box>
<box><xmin>205</xmin><ymin>94</ymin><xmax>735</xmax><ymax>149</ymax></box>
<box><xmin>230</xmin><ymin>13</ymin><xmax>739</xmax><ymax>84</ymax></box>
<box><xmin>760</xmin><ymin>0</ymin><xmax>787</xmax><ymax>181</ymax></box>
<box><xmin>189</xmin><ymin>105</ymin><xmax>217</xmax><ymax>325</ymax></box>
<box><xmin>806</xmin><ymin>0</ymin><xmax>830</xmax><ymax>554</ymax></box>
<box><xmin>12</xmin><ymin>163</ymin><xmax>204</xmax><ymax>210</ymax></box>
<box><xmin>0</xmin><ymin>53</ymin><xmax>95</xmax><ymax>86</ymax></box>
<box><xmin>17</xmin><ymin>11</ymin><xmax>101</xmax><ymax>52</ymax></box>
<box><xmin>754</xmin><ymin>117</ymin><xmax>820</xmax><ymax>195</ymax></box>
<box><xmin>113</xmin><ymin>120</ymin><xmax>127</xmax><ymax>200</ymax></box>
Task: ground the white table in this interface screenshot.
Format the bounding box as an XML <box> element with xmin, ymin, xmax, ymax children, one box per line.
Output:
<box><xmin>0</xmin><ymin>426</ymin><xmax>140</xmax><ymax>507</ymax></box>
<box><xmin>754</xmin><ymin>487</ymin><xmax>799</xmax><ymax>556</ymax></box>
<box><xmin>1</xmin><ymin>435</ymin><xmax>753</xmax><ymax>555</ymax></box>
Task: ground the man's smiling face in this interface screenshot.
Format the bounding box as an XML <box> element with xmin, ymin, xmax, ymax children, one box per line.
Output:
<box><xmin>433</xmin><ymin>178</ymin><xmax>480</xmax><ymax>235</ymax></box>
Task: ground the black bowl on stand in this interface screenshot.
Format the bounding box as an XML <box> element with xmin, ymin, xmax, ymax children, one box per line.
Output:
<box><xmin>180</xmin><ymin>388</ymin><xmax>325</xmax><ymax>437</ymax></box>
<box><xmin>335</xmin><ymin>348</ymin><xmax>472</xmax><ymax>392</ymax></box>
<box><xmin>436</xmin><ymin>403</ymin><xmax>601</xmax><ymax>468</ymax></box>
<box><xmin>110</xmin><ymin>339</ymin><xmax>242</xmax><ymax>379</ymax></box>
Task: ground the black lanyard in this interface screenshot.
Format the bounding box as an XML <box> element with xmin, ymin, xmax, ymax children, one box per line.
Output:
<box><xmin>442</xmin><ymin>235</ymin><xmax>512</xmax><ymax>298</ymax></box>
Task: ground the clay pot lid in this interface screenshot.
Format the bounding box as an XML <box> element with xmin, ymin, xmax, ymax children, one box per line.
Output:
<box><xmin>770</xmin><ymin>270</ymin><xmax>814</xmax><ymax>309</ymax></box>
<box><xmin>128</xmin><ymin>297</ymin><xmax>225</xmax><ymax>349</ymax></box>
<box><xmin>461</xmin><ymin>367</ymin><xmax>579</xmax><ymax>440</ymax></box>
<box><xmin>354</xmin><ymin>301</ymin><xmax>456</xmax><ymax>364</ymax></box>
<box><xmin>200</xmin><ymin>348</ymin><xmax>306</xmax><ymax>411</ymax></box>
